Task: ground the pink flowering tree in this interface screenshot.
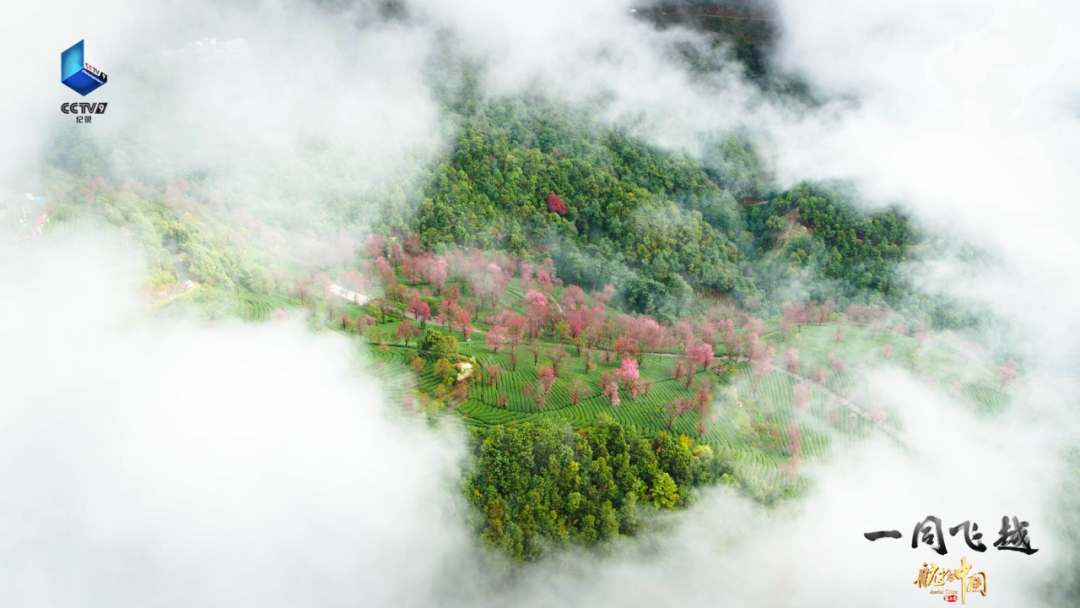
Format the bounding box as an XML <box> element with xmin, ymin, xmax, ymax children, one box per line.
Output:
<box><xmin>525</xmin><ymin>366</ymin><xmax>557</xmax><ymax>408</ymax></box>
<box><xmin>685</xmin><ymin>342</ymin><xmax>713</xmax><ymax>372</ymax></box>
<box><xmin>486</xmin><ymin>325</ymin><xmax>507</xmax><ymax>353</ymax></box>
<box><xmin>396</xmin><ymin>320</ymin><xmax>420</xmax><ymax>346</ymax></box>
<box><xmin>425</xmin><ymin>257</ymin><xmax>448</xmax><ymax>293</ymax></box>
<box><xmin>560</xmin><ymin>284</ymin><xmax>586</xmax><ymax>311</ymax></box>
<box><xmin>487</xmin><ymin>364</ymin><xmax>502</xmax><ymax>387</ymax></box>
<box><xmin>364</xmin><ymin>234</ymin><xmax>386</xmax><ymax>258</ymax></box>
<box><xmin>614</xmin><ymin>357</ymin><xmax>641</xmax><ymax>397</ymax></box>
<box><xmin>594</xmin><ymin>284</ymin><xmax>616</xmax><ymax>305</ymax></box>
<box><xmin>781</xmin><ymin>420</ymin><xmax>804</xmax><ymax>479</ymax></box>
<box><xmin>523</xmin><ymin>289</ymin><xmax>551</xmax><ymax>338</ymax></box>
<box><xmin>867</xmin><ymin>408</ymin><xmax>888</xmax><ymax>426</ymax></box>
<box><xmin>784</xmin><ymin>349</ymin><xmax>799</xmax><ymax>374</ymax></box>
<box><xmin>671</xmin><ymin>358</ymin><xmax>693</xmax><ymax>387</ymax></box>
<box><xmin>829</xmin><ymin>353</ymin><xmax>847</xmax><ymax>373</ymax></box>
<box><xmin>999</xmin><ymin>360</ymin><xmax>1019</xmax><ymax>388</ymax></box>
<box><xmin>787</xmin><ymin>420</ymin><xmax>803</xmax><ymax>457</ymax></box>
<box><xmin>408</xmin><ymin>296</ymin><xmax>431</xmax><ymax>324</ymax></box>
<box><xmin>793</xmin><ymin>382</ymin><xmax>812</xmax><ymax>415</ymax></box>
<box><xmin>453</xmin><ymin>308</ymin><xmax>473</xmax><ymax>340</ymax></box>
<box><xmin>600</xmin><ymin>371</ymin><xmax>620</xmax><ymax>407</ymax></box>
<box><xmin>614</xmin><ymin>335</ymin><xmax>640</xmax><ymax>359</ymax></box>
<box><xmin>375</xmin><ymin>256</ymin><xmax>395</xmax><ymax>284</ymax></box>
<box><xmin>751</xmin><ymin>345</ymin><xmax>776</xmax><ymax>381</ymax></box>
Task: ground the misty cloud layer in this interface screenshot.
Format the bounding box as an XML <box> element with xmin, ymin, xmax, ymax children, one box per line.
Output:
<box><xmin>2</xmin><ymin>0</ymin><xmax>1079</xmax><ymax>606</ymax></box>
<box><xmin>0</xmin><ymin>240</ymin><xmax>472</xmax><ymax>608</ymax></box>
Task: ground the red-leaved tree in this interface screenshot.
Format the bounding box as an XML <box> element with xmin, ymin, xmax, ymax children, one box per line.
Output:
<box><xmin>547</xmin><ymin>193</ymin><xmax>568</xmax><ymax>216</ymax></box>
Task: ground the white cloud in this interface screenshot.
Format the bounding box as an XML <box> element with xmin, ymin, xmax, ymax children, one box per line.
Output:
<box><xmin>0</xmin><ymin>239</ymin><xmax>470</xmax><ymax>607</ymax></box>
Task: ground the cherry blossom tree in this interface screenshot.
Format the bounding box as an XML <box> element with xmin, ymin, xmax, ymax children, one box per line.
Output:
<box><xmin>784</xmin><ymin>349</ymin><xmax>799</xmax><ymax>374</ymax></box>
<box><xmin>819</xmin><ymin>299</ymin><xmax>836</xmax><ymax>323</ymax></box>
<box><xmin>453</xmin><ymin>308</ymin><xmax>473</xmax><ymax>340</ymax></box>
<box><xmin>751</xmin><ymin>346</ymin><xmax>776</xmax><ymax>380</ymax></box>
<box><xmin>697</xmin><ymin>321</ymin><xmax>717</xmax><ymax>348</ymax></box>
<box><xmin>672</xmin><ymin>358</ymin><xmax>693</xmax><ymax>387</ymax></box>
<box><xmin>486</xmin><ymin>364</ymin><xmax>502</xmax><ymax>387</ymax></box>
<box><xmin>408</xmin><ymin>296</ymin><xmax>431</xmax><ymax>324</ymax></box>
<box><xmin>569</xmin><ymin>377</ymin><xmax>587</xmax><ymax>405</ymax></box>
<box><xmin>673</xmin><ymin>322</ymin><xmax>695</xmax><ymax>351</ymax></box>
<box><xmin>594</xmin><ymin>284</ymin><xmax>616</xmax><ymax>306</ymax></box>
<box><xmin>684</xmin><ymin>342</ymin><xmax>714</xmax><ymax>381</ymax></box>
<box><xmin>787</xmin><ymin>420</ymin><xmax>803</xmax><ymax>457</ymax></box>
<box><xmin>563</xmin><ymin>310</ymin><xmax>587</xmax><ymax>355</ymax></box>
<box><xmin>914</xmin><ymin>331</ymin><xmax>931</xmax><ymax>348</ymax></box>
<box><xmin>829</xmin><ymin>353</ymin><xmax>847</xmax><ymax>373</ymax></box>
<box><xmin>396</xmin><ymin>320</ymin><xmax>419</xmax><ymax>346</ymax></box>
<box><xmin>425</xmin><ymin>257</ymin><xmax>448</xmax><ymax>293</ymax></box>
<box><xmin>614</xmin><ymin>357</ymin><xmax>640</xmax><ymax>396</ymax></box>
<box><xmin>486</xmin><ymin>326</ymin><xmax>507</xmax><ymax>353</ymax></box>
<box><xmin>364</xmin><ymin>234</ymin><xmax>386</xmax><ymax>258</ymax></box>
<box><xmin>600</xmin><ymin>372</ymin><xmax>620</xmax><ymax>407</ymax></box>
<box><xmin>505</xmin><ymin>313</ymin><xmax>527</xmax><ymax>347</ymax></box>
<box><xmin>450</xmin><ymin>382</ymin><xmax>468</xmax><ymax>405</ymax></box>
<box><xmin>722</xmin><ymin>326</ymin><xmax>742</xmax><ymax>359</ymax></box>
<box><xmin>781</xmin><ymin>420</ymin><xmax>804</xmax><ymax>479</ymax></box>
<box><xmin>523</xmin><ymin>289</ymin><xmax>551</xmax><ymax>337</ymax></box>
<box><xmin>314</xmin><ymin>272</ymin><xmax>333</xmax><ymax>301</ymax></box>
<box><xmin>867</xmin><ymin>408</ymin><xmax>887</xmax><ymax>426</ymax></box>
<box><xmin>793</xmin><ymin>382</ymin><xmax>811</xmax><ymax>415</ymax></box>
<box><xmin>519</xmin><ymin>263</ymin><xmax>535</xmax><ymax>293</ymax></box>
<box><xmin>614</xmin><ymin>335</ymin><xmax>640</xmax><ymax>359</ymax></box>
<box><xmin>999</xmin><ymin>360</ymin><xmax>1019</xmax><ymax>388</ymax></box>
<box><xmin>526</xmin><ymin>366</ymin><xmax>557</xmax><ymax>408</ymax></box>
<box><xmin>375</xmin><ymin>256</ymin><xmax>395</xmax><ymax>284</ymax></box>
<box><xmin>560</xmin><ymin>284</ymin><xmax>586</xmax><ymax>310</ymax></box>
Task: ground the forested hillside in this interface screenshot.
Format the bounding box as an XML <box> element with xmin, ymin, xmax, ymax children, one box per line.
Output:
<box><xmin>406</xmin><ymin>90</ymin><xmax>925</xmax><ymax>323</ymax></box>
<box><xmin>415</xmin><ymin>98</ymin><xmax>758</xmax><ymax>320</ymax></box>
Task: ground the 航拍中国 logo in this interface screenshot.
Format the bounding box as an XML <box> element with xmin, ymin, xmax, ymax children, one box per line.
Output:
<box><xmin>61</xmin><ymin>40</ymin><xmax>108</xmax><ymax>96</ymax></box>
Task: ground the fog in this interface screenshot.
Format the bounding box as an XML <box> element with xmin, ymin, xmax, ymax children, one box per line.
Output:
<box><xmin>2</xmin><ymin>0</ymin><xmax>1078</xmax><ymax>606</ymax></box>
<box><xmin>0</xmin><ymin>240</ymin><xmax>473</xmax><ymax>607</ymax></box>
